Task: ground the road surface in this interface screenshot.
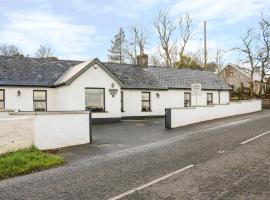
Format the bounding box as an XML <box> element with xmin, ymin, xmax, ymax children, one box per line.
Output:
<box><xmin>0</xmin><ymin>111</ymin><xmax>269</xmax><ymax>199</ymax></box>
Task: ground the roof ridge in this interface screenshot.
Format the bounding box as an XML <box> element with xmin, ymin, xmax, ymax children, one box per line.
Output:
<box><xmin>103</xmin><ymin>62</ymin><xmax>208</xmax><ymax>72</ymax></box>
<box><xmin>0</xmin><ymin>55</ymin><xmax>84</xmax><ymax>62</ymax></box>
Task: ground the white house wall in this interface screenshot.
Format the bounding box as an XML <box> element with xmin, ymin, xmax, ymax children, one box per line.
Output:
<box><xmin>2</xmin><ymin>87</ymin><xmax>56</xmax><ymax>111</ymax></box>
<box><xmin>121</xmin><ymin>89</ymin><xmax>230</xmax><ymax>117</ymax></box>
<box><xmin>55</xmin><ymin>64</ymin><xmax>121</xmax><ymax>119</ymax></box>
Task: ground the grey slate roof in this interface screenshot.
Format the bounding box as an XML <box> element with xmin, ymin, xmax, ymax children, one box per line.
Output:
<box><xmin>104</xmin><ymin>63</ymin><xmax>166</xmax><ymax>89</ymax></box>
<box><xmin>0</xmin><ymin>56</ymin><xmax>230</xmax><ymax>90</ymax></box>
<box><xmin>104</xmin><ymin>63</ymin><xmax>230</xmax><ymax>90</ymax></box>
<box><xmin>0</xmin><ymin>56</ymin><xmax>80</xmax><ymax>86</ymax></box>
<box><xmin>148</xmin><ymin>66</ymin><xmax>230</xmax><ymax>90</ymax></box>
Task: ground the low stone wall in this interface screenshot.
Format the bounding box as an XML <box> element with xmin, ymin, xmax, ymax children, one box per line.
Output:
<box><xmin>167</xmin><ymin>100</ymin><xmax>262</xmax><ymax>129</ymax></box>
<box><xmin>0</xmin><ymin>117</ymin><xmax>34</xmax><ymax>154</ymax></box>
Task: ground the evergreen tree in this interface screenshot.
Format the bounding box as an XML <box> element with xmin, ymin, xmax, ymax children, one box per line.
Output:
<box><xmin>108</xmin><ymin>28</ymin><xmax>126</xmax><ymax>63</ymax></box>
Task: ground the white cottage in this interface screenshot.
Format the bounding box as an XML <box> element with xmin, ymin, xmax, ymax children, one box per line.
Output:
<box><xmin>0</xmin><ymin>55</ymin><xmax>231</xmax><ymax>122</ymax></box>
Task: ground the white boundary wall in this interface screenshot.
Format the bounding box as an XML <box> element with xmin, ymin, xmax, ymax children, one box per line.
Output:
<box><xmin>0</xmin><ymin>111</ymin><xmax>90</xmax><ymax>153</ymax></box>
<box><xmin>170</xmin><ymin>100</ymin><xmax>262</xmax><ymax>128</ymax></box>
<box><xmin>33</xmin><ymin>113</ymin><xmax>90</xmax><ymax>150</ymax></box>
<box><xmin>0</xmin><ymin>117</ymin><xmax>34</xmax><ymax>154</ymax></box>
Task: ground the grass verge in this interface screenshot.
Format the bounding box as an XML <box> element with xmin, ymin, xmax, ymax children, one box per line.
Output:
<box><xmin>0</xmin><ymin>146</ymin><xmax>64</xmax><ymax>180</ymax></box>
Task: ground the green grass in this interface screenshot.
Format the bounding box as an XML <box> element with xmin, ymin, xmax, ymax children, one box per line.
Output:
<box><xmin>0</xmin><ymin>146</ymin><xmax>64</xmax><ymax>180</ymax></box>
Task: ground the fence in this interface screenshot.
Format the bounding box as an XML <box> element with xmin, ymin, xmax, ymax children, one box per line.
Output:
<box><xmin>165</xmin><ymin>100</ymin><xmax>262</xmax><ymax>129</ymax></box>
<box><xmin>0</xmin><ymin>111</ymin><xmax>91</xmax><ymax>154</ymax></box>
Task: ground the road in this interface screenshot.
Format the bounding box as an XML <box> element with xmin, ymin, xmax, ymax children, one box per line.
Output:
<box><xmin>0</xmin><ymin>111</ymin><xmax>270</xmax><ymax>199</ymax></box>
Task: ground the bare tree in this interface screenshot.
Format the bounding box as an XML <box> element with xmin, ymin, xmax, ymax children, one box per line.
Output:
<box><xmin>150</xmin><ymin>52</ymin><xmax>163</xmax><ymax>66</ymax></box>
<box><xmin>126</xmin><ymin>26</ymin><xmax>149</xmax><ymax>64</ymax></box>
<box><xmin>214</xmin><ymin>48</ymin><xmax>236</xmax><ymax>73</ymax></box>
<box><xmin>257</xmin><ymin>14</ymin><xmax>270</xmax><ymax>95</ymax></box>
<box><xmin>35</xmin><ymin>45</ymin><xmax>54</xmax><ymax>58</ymax></box>
<box><xmin>154</xmin><ymin>10</ymin><xmax>176</xmax><ymax>67</ymax></box>
<box><xmin>0</xmin><ymin>44</ymin><xmax>21</xmax><ymax>56</ymax></box>
<box><xmin>178</xmin><ymin>13</ymin><xmax>193</xmax><ymax>67</ymax></box>
<box><xmin>238</xmin><ymin>29</ymin><xmax>259</xmax><ymax>96</ymax></box>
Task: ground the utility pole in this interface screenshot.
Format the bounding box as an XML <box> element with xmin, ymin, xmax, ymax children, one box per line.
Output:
<box><xmin>204</xmin><ymin>21</ymin><xmax>207</xmax><ymax>67</ymax></box>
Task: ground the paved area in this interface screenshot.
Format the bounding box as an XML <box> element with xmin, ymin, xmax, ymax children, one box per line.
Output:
<box><xmin>58</xmin><ymin>110</ymin><xmax>270</xmax><ymax>163</ymax></box>
<box><xmin>0</xmin><ymin>110</ymin><xmax>270</xmax><ymax>199</ymax></box>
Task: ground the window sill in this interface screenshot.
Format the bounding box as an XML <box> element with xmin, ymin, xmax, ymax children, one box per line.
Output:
<box><xmin>90</xmin><ymin>111</ymin><xmax>108</xmax><ymax>113</ymax></box>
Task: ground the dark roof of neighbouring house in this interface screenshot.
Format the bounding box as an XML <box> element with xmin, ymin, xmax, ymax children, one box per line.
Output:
<box><xmin>0</xmin><ymin>56</ymin><xmax>231</xmax><ymax>90</ymax></box>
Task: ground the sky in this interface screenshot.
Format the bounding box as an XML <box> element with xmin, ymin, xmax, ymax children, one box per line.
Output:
<box><xmin>0</xmin><ymin>0</ymin><xmax>270</xmax><ymax>64</ymax></box>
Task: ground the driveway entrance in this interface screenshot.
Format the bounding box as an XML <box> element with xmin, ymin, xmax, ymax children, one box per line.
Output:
<box><xmin>57</xmin><ymin>118</ymin><xmax>167</xmax><ymax>163</ymax></box>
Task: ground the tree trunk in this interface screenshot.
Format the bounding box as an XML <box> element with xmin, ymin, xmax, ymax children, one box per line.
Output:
<box><xmin>259</xmin><ymin>66</ymin><xmax>265</xmax><ymax>96</ymax></box>
<box><xmin>250</xmin><ymin>70</ymin><xmax>254</xmax><ymax>97</ymax></box>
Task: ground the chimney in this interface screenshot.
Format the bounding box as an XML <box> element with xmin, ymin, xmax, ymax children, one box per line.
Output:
<box><xmin>137</xmin><ymin>49</ymin><xmax>148</xmax><ymax>68</ymax></box>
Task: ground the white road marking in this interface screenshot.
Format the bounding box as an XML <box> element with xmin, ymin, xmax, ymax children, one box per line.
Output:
<box><xmin>108</xmin><ymin>165</ymin><xmax>194</xmax><ymax>200</ymax></box>
<box><xmin>241</xmin><ymin>130</ymin><xmax>270</xmax><ymax>145</ymax></box>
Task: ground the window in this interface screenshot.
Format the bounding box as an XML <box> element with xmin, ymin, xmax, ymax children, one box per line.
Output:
<box><xmin>0</xmin><ymin>89</ymin><xmax>5</xmax><ymax>109</ymax></box>
<box><xmin>184</xmin><ymin>92</ymin><xmax>191</xmax><ymax>107</ymax></box>
<box><xmin>207</xmin><ymin>93</ymin><xmax>213</xmax><ymax>105</ymax></box>
<box><xmin>121</xmin><ymin>91</ymin><xmax>124</xmax><ymax>112</ymax></box>
<box><xmin>33</xmin><ymin>90</ymin><xmax>47</xmax><ymax>111</ymax></box>
<box><xmin>142</xmin><ymin>92</ymin><xmax>151</xmax><ymax>112</ymax></box>
<box><xmin>85</xmin><ymin>88</ymin><xmax>105</xmax><ymax>112</ymax></box>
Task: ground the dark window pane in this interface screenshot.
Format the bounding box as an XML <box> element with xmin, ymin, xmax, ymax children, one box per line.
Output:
<box><xmin>121</xmin><ymin>91</ymin><xmax>124</xmax><ymax>112</ymax></box>
<box><xmin>34</xmin><ymin>102</ymin><xmax>46</xmax><ymax>111</ymax></box>
<box><xmin>207</xmin><ymin>93</ymin><xmax>213</xmax><ymax>105</ymax></box>
<box><xmin>34</xmin><ymin>91</ymin><xmax>46</xmax><ymax>100</ymax></box>
<box><xmin>33</xmin><ymin>90</ymin><xmax>47</xmax><ymax>111</ymax></box>
<box><xmin>141</xmin><ymin>92</ymin><xmax>151</xmax><ymax>111</ymax></box>
<box><xmin>0</xmin><ymin>90</ymin><xmax>4</xmax><ymax>101</ymax></box>
<box><xmin>184</xmin><ymin>92</ymin><xmax>191</xmax><ymax>107</ymax></box>
<box><xmin>85</xmin><ymin>88</ymin><xmax>104</xmax><ymax>112</ymax></box>
<box><xmin>184</xmin><ymin>93</ymin><xmax>191</xmax><ymax>100</ymax></box>
<box><xmin>142</xmin><ymin>102</ymin><xmax>150</xmax><ymax>111</ymax></box>
<box><xmin>0</xmin><ymin>101</ymin><xmax>4</xmax><ymax>109</ymax></box>
<box><xmin>142</xmin><ymin>92</ymin><xmax>150</xmax><ymax>101</ymax></box>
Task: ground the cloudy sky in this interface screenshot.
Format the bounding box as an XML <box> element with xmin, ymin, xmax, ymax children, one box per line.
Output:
<box><xmin>0</xmin><ymin>0</ymin><xmax>270</xmax><ymax>64</ymax></box>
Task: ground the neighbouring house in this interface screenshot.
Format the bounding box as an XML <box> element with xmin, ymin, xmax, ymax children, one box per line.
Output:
<box><xmin>218</xmin><ymin>64</ymin><xmax>267</xmax><ymax>95</ymax></box>
<box><xmin>0</xmin><ymin>54</ymin><xmax>231</xmax><ymax>122</ymax></box>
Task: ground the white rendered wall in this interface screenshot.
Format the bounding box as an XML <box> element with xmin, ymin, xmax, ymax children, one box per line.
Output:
<box><xmin>0</xmin><ymin>87</ymin><xmax>56</xmax><ymax>111</ymax></box>
<box><xmin>55</xmin><ymin>64</ymin><xmax>121</xmax><ymax>119</ymax></box>
<box><xmin>121</xmin><ymin>89</ymin><xmax>230</xmax><ymax>117</ymax></box>
<box><xmin>170</xmin><ymin>100</ymin><xmax>261</xmax><ymax>128</ymax></box>
<box><xmin>34</xmin><ymin>113</ymin><xmax>90</xmax><ymax>150</ymax></box>
<box><xmin>8</xmin><ymin>112</ymin><xmax>90</xmax><ymax>150</ymax></box>
<box><xmin>0</xmin><ymin>117</ymin><xmax>34</xmax><ymax>154</ymax></box>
